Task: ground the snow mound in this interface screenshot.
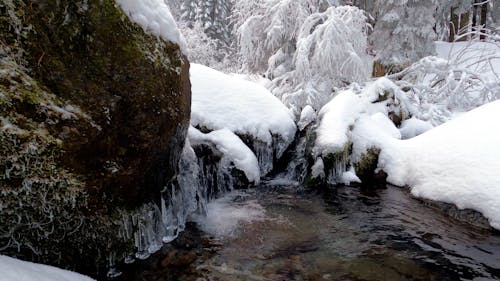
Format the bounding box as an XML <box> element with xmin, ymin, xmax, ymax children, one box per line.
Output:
<box><xmin>117</xmin><ymin>0</ymin><xmax>187</xmax><ymax>53</ymax></box>
<box><xmin>399</xmin><ymin>117</ymin><xmax>434</xmax><ymax>139</ymax></box>
<box><xmin>314</xmin><ymin>89</ymin><xmax>364</xmax><ymax>156</ymax></box>
<box><xmin>189</xmin><ymin>127</ymin><xmax>260</xmax><ymax>184</ymax></box>
<box><xmin>0</xmin><ymin>255</ymin><xmax>94</xmax><ymax>281</ymax></box>
<box><xmin>190</xmin><ymin>63</ymin><xmax>296</xmax><ymax>145</ymax></box>
<box><xmin>379</xmin><ymin>100</ymin><xmax>500</xmax><ymax>230</ymax></box>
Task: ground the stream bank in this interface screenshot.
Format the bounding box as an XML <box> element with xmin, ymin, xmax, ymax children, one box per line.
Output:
<box><xmin>113</xmin><ymin>180</ymin><xmax>500</xmax><ymax>281</ymax></box>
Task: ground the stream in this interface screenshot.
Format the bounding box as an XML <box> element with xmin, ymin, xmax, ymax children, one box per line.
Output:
<box><xmin>116</xmin><ymin>180</ymin><xmax>500</xmax><ymax>281</ymax></box>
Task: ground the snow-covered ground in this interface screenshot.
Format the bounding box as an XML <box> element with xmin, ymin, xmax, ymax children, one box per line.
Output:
<box><xmin>0</xmin><ymin>255</ymin><xmax>94</xmax><ymax>281</ymax></box>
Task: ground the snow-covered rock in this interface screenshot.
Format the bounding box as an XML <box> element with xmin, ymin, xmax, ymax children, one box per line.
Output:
<box><xmin>190</xmin><ymin>63</ymin><xmax>296</xmax><ymax>145</ymax></box>
<box><xmin>117</xmin><ymin>0</ymin><xmax>187</xmax><ymax>53</ymax></box>
<box><xmin>189</xmin><ymin>127</ymin><xmax>260</xmax><ymax>184</ymax></box>
<box><xmin>190</xmin><ymin>63</ymin><xmax>297</xmax><ymax>175</ymax></box>
<box><xmin>297</xmin><ymin>105</ymin><xmax>316</xmax><ymax>131</ymax></box>
<box><xmin>0</xmin><ymin>255</ymin><xmax>94</xmax><ymax>281</ymax></box>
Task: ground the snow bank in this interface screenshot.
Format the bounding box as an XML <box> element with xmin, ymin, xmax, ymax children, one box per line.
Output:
<box><xmin>379</xmin><ymin>101</ymin><xmax>500</xmax><ymax>230</ymax></box>
<box><xmin>188</xmin><ymin>127</ymin><xmax>260</xmax><ymax>184</ymax></box>
<box><xmin>190</xmin><ymin>63</ymin><xmax>296</xmax><ymax>145</ymax></box>
<box><xmin>348</xmin><ymin>100</ymin><xmax>500</xmax><ymax>230</ymax></box>
<box><xmin>117</xmin><ymin>0</ymin><xmax>187</xmax><ymax>53</ymax></box>
<box><xmin>0</xmin><ymin>255</ymin><xmax>94</xmax><ymax>281</ymax></box>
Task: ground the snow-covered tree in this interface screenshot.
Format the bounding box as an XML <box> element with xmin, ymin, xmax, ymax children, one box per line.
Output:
<box><xmin>388</xmin><ymin>41</ymin><xmax>500</xmax><ymax>125</ymax></box>
<box><xmin>370</xmin><ymin>0</ymin><xmax>439</xmax><ymax>71</ymax></box>
<box><xmin>178</xmin><ymin>22</ymin><xmax>237</xmax><ymax>72</ymax></box>
<box><xmin>235</xmin><ymin>0</ymin><xmax>331</xmax><ymax>73</ymax></box>
<box><xmin>178</xmin><ymin>0</ymin><xmax>233</xmax><ymax>45</ymax></box>
<box><xmin>236</xmin><ymin>2</ymin><xmax>371</xmax><ymax>113</ymax></box>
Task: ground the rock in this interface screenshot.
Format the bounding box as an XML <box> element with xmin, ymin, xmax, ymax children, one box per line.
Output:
<box><xmin>0</xmin><ymin>0</ymin><xmax>190</xmax><ymax>276</ymax></box>
<box><xmin>161</xmin><ymin>250</ymin><xmax>198</xmax><ymax>268</ymax></box>
<box><xmin>354</xmin><ymin>148</ymin><xmax>387</xmax><ymax>187</ymax></box>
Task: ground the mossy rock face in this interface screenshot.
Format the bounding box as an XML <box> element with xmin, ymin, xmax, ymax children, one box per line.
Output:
<box><xmin>354</xmin><ymin>148</ymin><xmax>387</xmax><ymax>187</ymax></box>
<box><xmin>1</xmin><ymin>0</ymin><xmax>190</xmax><ymax>275</ymax></box>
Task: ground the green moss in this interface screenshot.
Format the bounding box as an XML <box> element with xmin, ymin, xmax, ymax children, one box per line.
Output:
<box><xmin>354</xmin><ymin>147</ymin><xmax>388</xmax><ymax>187</ymax></box>
<box><xmin>322</xmin><ymin>143</ymin><xmax>351</xmax><ymax>171</ymax></box>
<box><xmin>355</xmin><ymin>148</ymin><xmax>380</xmax><ymax>177</ymax></box>
<box><xmin>1</xmin><ymin>0</ymin><xmax>191</xmax><ymax>276</ymax></box>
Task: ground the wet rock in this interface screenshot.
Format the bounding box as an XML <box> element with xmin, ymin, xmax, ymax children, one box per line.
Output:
<box><xmin>354</xmin><ymin>147</ymin><xmax>388</xmax><ymax>187</ymax></box>
<box><xmin>419</xmin><ymin>198</ymin><xmax>492</xmax><ymax>230</ymax></box>
<box><xmin>161</xmin><ymin>250</ymin><xmax>198</xmax><ymax>268</ymax></box>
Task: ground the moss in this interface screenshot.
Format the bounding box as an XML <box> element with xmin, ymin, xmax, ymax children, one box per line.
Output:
<box><xmin>1</xmin><ymin>0</ymin><xmax>191</xmax><ymax>276</ymax></box>
<box><xmin>322</xmin><ymin>142</ymin><xmax>351</xmax><ymax>172</ymax></box>
<box><xmin>354</xmin><ymin>147</ymin><xmax>387</xmax><ymax>187</ymax></box>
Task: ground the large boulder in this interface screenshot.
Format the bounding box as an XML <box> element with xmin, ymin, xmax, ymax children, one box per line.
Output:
<box><xmin>0</xmin><ymin>0</ymin><xmax>190</xmax><ymax>276</ymax></box>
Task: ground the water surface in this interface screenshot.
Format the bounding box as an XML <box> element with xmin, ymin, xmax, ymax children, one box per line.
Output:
<box><xmin>195</xmin><ymin>181</ymin><xmax>500</xmax><ymax>281</ymax></box>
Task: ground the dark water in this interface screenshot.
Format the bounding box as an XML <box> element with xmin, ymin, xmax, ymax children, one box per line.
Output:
<box><xmin>117</xmin><ymin>181</ymin><xmax>500</xmax><ymax>281</ymax></box>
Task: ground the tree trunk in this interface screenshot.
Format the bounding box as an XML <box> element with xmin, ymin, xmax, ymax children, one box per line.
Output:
<box><xmin>450</xmin><ymin>7</ymin><xmax>457</xmax><ymax>42</ymax></box>
<box><xmin>472</xmin><ymin>0</ymin><xmax>479</xmax><ymax>38</ymax></box>
<box><xmin>480</xmin><ymin>1</ymin><xmax>488</xmax><ymax>40</ymax></box>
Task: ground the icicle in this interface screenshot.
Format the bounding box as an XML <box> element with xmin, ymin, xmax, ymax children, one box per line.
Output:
<box><xmin>106</xmin><ymin>252</ymin><xmax>122</xmax><ymax>278</ymax></box>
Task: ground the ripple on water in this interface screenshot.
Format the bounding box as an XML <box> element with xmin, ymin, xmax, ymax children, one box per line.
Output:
<box><xmin>196</xmin><ymin>182</ymin><xmax>500</xmax><ymax>281</ymax></box>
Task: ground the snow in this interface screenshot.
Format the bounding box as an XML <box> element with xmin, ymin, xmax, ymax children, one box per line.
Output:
<box><xmin>395</xmin><ymin>41</ymin><xmax>500</xmax><ymax>125</ymax></box>
<box><xmin>351</xmin><ymin>113</ymin><xmax>398</xmax><ymax>163</ymax></box>
<box><xmin>370</xmin><ymin>112</ymin><xmax>401</xmax><ymax>140</ymax></box>
<box><xmin>340</xmin><ymin>167</ymin><xmax>361</xmax><ymax>185</ymax></box>
<box><xmin>188</xmin><ymin>127</ymin><xmax>261</xmax><ymax>184</ymax></box>
<box><xmin>314</xmin><ymin>89</ymin><xmax>364</xmax><ymax>157</ymax></box>
<box><xmin>435</xmin><ymin>41</ymin><xmax>500</xmax><ymax>81</ymax></box>
<box><xmin>297</xmin><ymin>105</ymin><xmax>316</xmax><ymax>131</ymax></box>
<box><xmin>434</xmin><ymin>41</ymin><xmax>500</xmax><ymax>104</ymax></box>
<box><xmin>0</xmin><ymin>255</ymin><xmax>94</xmax><ymax>281</ymax></box>
<box><xmin>383</xmin><ymin>100</ymin><xmax>500</xmax><ymax>230</ymax></box>
<box><xmin>352</xmin><ymin>101</ymin><xmax>500</xmax><ymax>230</ymax></box>
<box><xmin>190</xmin><ymin>63</ymin><xmax>296</xmax><ymax>145</ymax></box>
<box><xmin>117</xmin><ymin>0</ymin><xmax>187</xmax><ymax>53</ymax></box>
<box><xmin>399</xmin><ymin>117</ymin><xmax>433</xmax><ymax>139</ymax></box>
<box><xmin>314</xmin><ymin>77</ymin><xmax>408</xmax><ymax>157</ymax></box>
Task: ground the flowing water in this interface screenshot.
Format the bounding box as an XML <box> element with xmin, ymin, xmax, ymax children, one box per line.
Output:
<box><xmin>192</xmin><ymin>180</ymin><xmax>500</xmax><ymax>281</ymax></box>
<box><xmin>117</xmin><ymin>179</ymin><xmax>500</xmax><ymax>281</ymax></box>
